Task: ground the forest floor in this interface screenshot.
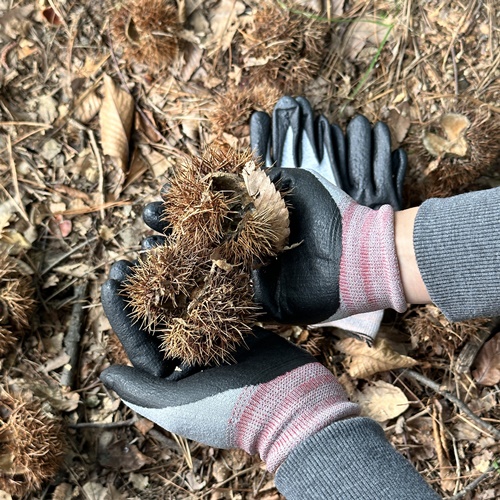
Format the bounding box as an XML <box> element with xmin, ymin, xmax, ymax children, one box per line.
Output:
<box><xmin>0</xmin><ymin>0</ymin><xmax>499</xmax><ymax>498</ymax></box>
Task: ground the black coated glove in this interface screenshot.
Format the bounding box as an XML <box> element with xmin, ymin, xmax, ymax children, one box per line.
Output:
<box><xmin>250</xmin><ymin>96</ymin><xmax>407</xmax><ymax>210</ymax></box>
<box><xmin>100</xmin><ymin>261</ymin><xmax>359</xmax><ymax>473</ymax></box>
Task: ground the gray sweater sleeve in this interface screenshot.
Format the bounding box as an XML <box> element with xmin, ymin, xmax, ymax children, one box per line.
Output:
<box><xmin>275</xmin><ymin>417</ymin><xmax>440</xmax><ymax>499</ymax></box>
<box><xmin>413</xmin><ymin>187</ymin><xmax>500</xmax><ymax>321</ymax></box>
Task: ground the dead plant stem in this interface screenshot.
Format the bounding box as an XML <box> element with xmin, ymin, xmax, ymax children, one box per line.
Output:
<box><xmin>88</xmin><ymin>130</ymin><xmax>105</xmax><ymax>219</ymax></box>
<box><xmin>60</xmin><ymin>281</ymin><xmax>89</xmax><ymax>388</ymax></box>
<box><xmin>401</xmin><ymin>369</ymin><xmax>500</xmax><ymax>440</ymax></box>
<box><xmin>449</xmin><ymin>462</ymin><xmax>499</xmax><ymax>499</ymax></box>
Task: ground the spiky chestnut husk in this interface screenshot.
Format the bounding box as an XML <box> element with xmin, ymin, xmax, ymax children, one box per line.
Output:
<box><xmin>125</xmin><ymin>148</ymin><xmax>289</xmax><ymax>365</ymax></box>
<box><xmin>211</xmin><ymin>82</ymin><xmax>281</xmax><ymax>138</ymax></box>
<box><xmin>241</xmin><ymin>0</ymin><xmax>329</xmax><ymax>93</ymax></box>
<box><xmin>159</xmin><ymin>267</ymin><xmax>259</xmax><ymax>366</ymax></box>
<box><xmin>406</xmin><ymin>106</ymin><xmax>500</xmax><ymax>200</ymax></box>
<box><xmin>123</xmin><ymin>243</ymin><xmax>212</xmax><ymax>330</ymax></box>
<box><xmin>0</xmin><ymin>254</ymin><xmax>35</xmax><ymax>356</ymax></box>
<box><xmin>164</xmin><ymin>149</ymin><xmax>289</xmax><ymax>265</ymax></box>
<box><xmin>110</xmin><ymin>0</ymin><xmax>180</xmax><ymax>69</ymax></box>
<box><xmin>404</xmin><ymin>305</ymin><xmax>490</xmax><ymax>358</ymax></box>
<box><xmin>0</xmin><ymin>391</ymin><xmax>66</xmax><ymax>497</ymax></box>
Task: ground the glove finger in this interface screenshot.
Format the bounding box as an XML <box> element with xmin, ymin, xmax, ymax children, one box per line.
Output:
<box><xmin>372</xmin><ymin>121</ymin><xmax>394</xmax><ymax>200</ymax></box>
<box><xmin>141</xmin><ymin>235</ymin><xmax>167</xmax><ymax>251</ymax></box>
<box><xmin>142</xmin><ymin>201</ymin><xmax>171</xmax><ymax>235</ymax></box>
<box><xmin>331</xmin><ymin>123</ymin><xmax>348</xmax><ymax>188</ymax></box>
<box><xmin>314</xmin><ymin>116</ymin><xmax>342</xmax><ymax>187</ymax></box>
<box><xmin>101</xmin><ymin>278</ymin><xmax>176</xmax><ymax>378</ymax></box>
<box><xmin>250</xmin><ymin>111</ymin><xmax>272</xmax><ymax>168</ymax></box>
<box><xmin>392</xmin><ymin>148</ymin><xmax>407</xmax><ymax>211</ymax></box>
<box><xmin>109</xmin><ymin>259</ymin><xmax>136</xmax><ymax>282</ymax></box>
<box><xmin>346</xmin><ymin>115</ymin><xmax>373</xmax><ymax>191</ymax></box>
<box><xmin>272</xmin><ymin>96</ymin><xmax>301</xmax><ymax>168</ymax></box>
<box><xmin>295</xmin><ymin>97</ymin><xmax>319</xmax><ymax>169</ymax></box>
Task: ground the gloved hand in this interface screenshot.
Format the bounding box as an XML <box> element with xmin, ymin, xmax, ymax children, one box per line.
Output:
<box><xmin>139</xmin><ymin>170</ymin><xmax>407</xmax><ymax>327</ymax></box>
<box><xmin>250</xmin><ymin>96</ymin><xmax>407</xmax><ymax>339</ymax></box>
<box><xmin>251</xmin><ymin>167</ymin><xmax>407</xmax><ymax>325</ymax></box>
<box><xmin>250</xmin><ymin>96</ymin><xmax>407</xmax><ymax>210</ymax></box>
<box><xmin>100</xmin><ymin>260</ymin><xmax>359</xmax><ymax>473</ymax></box>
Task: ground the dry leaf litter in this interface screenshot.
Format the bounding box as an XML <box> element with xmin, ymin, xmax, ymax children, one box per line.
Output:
<box><xmin>0</xmin><ymin>0</ymin><xmax>499</xmax><ymax>498</ymax></box>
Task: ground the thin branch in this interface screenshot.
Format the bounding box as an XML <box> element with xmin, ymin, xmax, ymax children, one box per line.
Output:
<box><xmin>60</xmin><ymin>281</ymin><xmax>89</xmax><ymax>388</ymax></box>
<box><xmin>69</xmin><ymin>418</ymin><xmax>136</xmax><ymax>429</ymax></box>
<box><xmin>449</xmin><ymin>462</ymin><xmax>499</xmax><ymax>499</ymax></box>
<box><xmin>401</xmin><ymin>369</ymin><xmax>500</xmax><ymax>440</ymax></box>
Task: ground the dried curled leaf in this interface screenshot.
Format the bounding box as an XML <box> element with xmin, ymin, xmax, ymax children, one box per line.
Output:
<box><xmin>336</xmin><ymin>337</ymin><xmax>418</xmax><ymax>379</ymax></box>
<box><xmin>472</xmin><ymin>332</ymin><xmax>500</xmax><ymax>386</ymax></box>
<box><xmin>99</xmin><ymin>75</ymin><xmax>135</xmax><ymax>187</ymax></box>
<box><xmin>354</xmin><ymin>380</ymin><xmax>409</xmax><ymax>422</ymax></box>
<box><xmin>423</xmin><ymin>113</ymin><xmax>470</xmax><ymax>157</ymax></box>
<box><xmin>74</xmin><ymin>91</ymin><xmax>102</xmax><ymax>124</ymax></box>
<box><xmin>242</xmin><ymin>161</ymin><xmax>290</xmax><ymax>253</ymax></box>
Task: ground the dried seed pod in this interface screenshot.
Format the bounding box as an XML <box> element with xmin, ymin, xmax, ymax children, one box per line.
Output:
<box><xmin>163</xmin><ymin>161</ymin><xmax>232</xmax><ymax>248</ymax></box>
<box><xmin>406</xmin><ymin>106</ymin><xmax>500</xmax><ymax>200</ymax></box>
<box><xmin>0</xmin><ymin>254</ymin><xmax>35</xmax><ymax>356</ymax></box>
<box><xmin>0</xmin><ymin>391</ymin><xmax>66</xmax><ymax>497</ymax></box>
<box><xmin>160</xmin><ymin>267</ymin><xmax>259</xmax><ymax>366</ymax></box>
<box><xmin>215</xmin><ymin>161</ymin><xmax>290</xmax><ymax>267</ymax></box>
<box><xmin>241</xmin><ymin>0</ymin><xmax>329</xmax><ymax>93</ymax></box>
<box><xmin>211</xmin><ymin>82</ymin><xmax>281</xmax><ymax>138</ymax></box>
<box><xmin>110</xmin><ymin>0</ymin><xmax>180</xmax><ymax>69</ymax></box>
<box><xmin>404</xmin><ymin>305</ymin><xmax>490</xmax><ymax>358</ymax></box>
<box><xmin>124</xmin><ymin>147</ymin><xmax>290</xmax><ymax>365</ymax></box>
<box><xmin>123</xmin><ymin>243</ymin><xmax>211</xmax><ymax>330</ymax></box>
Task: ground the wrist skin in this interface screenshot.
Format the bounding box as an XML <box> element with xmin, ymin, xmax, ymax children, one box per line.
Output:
<box><xmin>394</xmin><ymin>207</ymin><xmax>430</xmax><ymax>305</ymax></box>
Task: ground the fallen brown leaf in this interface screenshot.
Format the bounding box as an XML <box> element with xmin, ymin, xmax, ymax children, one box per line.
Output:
<box><xmin>336</xmin><ymin>337</ymin><xmax>418</xmax><ymax>379</ymax></box>
<box><xmin>99</xmin><ymin>75</ymin><xmax>135</xmax><ymax>194</ymax></box>
<box><xmin>74</xmin><ymin>91</ymin><xmax>102</xmax><ymax>124</ymax></box>
<box><xmin>354</xmin><ymin>380</ymin><xmax>409</xmax><ymax>422</ymax></box>
<box><xmin>472</xmin><ymin>332</ymin><xmax>500</xmax><ymax>386</ymax></box>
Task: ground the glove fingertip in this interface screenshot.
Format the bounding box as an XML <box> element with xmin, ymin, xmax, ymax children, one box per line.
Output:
<box><xmin>100</xmin><ymin>365</ymin><xmax>124</xmax><ymax>392</ymax></box>
<box><xmin>143</xmin><ymin>201</ymin><xmax>171</xmax><ymax>234</ymax></box>
<box><xmin>108</xmin><ymin>260</ymin><xmax>134</xmax><ymax>282</ymax></box>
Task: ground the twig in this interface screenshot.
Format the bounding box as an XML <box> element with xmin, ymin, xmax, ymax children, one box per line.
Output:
<box><xmin>87</xmin><ymin>130</ymin><xmax>105</xmax><ymax>219</ymax></box>
<box><xmin>401</xmin><ymin>369</ymin><xmax>500</xmax><ymax>440</ymax></box>
<box><xmin>450</xmin><ymin>44</ymin><xmax>459</xmax><ymax>96</ymax></box>
<box><xmin>0</xmin><ymin>41</ymin><xmax>16</xmax><ymax>70</ymax></box>
<box><xmin>449</xmin><ymin>461</ymin><xmax>499</xmax><ymax>499</ymax></box>
<box><xmin>0</xmin><ymin>126</ymin><xmax>52</xmax><ymax>156</ymax></box>
<box><xmin>7</xmin><ymin>134</ymin><xmax>30</xmax><ymax>224</ymax></box>
<box><xmin>41</xmin><ymin>235</ymin><xmax>99</xmax><ymax>275</ymax></box>
<box><xmin>69</xmin><ymin>418</ymin><xmax>136</xmax><ymax>429</ymax></box>
<box><xmin>455</xmin><ymin>326</ymin><xmax>491</xmax><ymax>373</ymax></box>
<box><xmin>60</xmin><ymin>281</ymin><xmax>89</xmax><ymax>388</ymax></box>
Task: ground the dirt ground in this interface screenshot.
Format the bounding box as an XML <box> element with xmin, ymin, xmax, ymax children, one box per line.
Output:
<box><xmin>0</xmin><ymin>0</ymin><xmax>499</xmax><ymax>498</ymax></box>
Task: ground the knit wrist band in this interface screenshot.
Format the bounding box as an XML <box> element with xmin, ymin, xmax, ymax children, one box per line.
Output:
<box><xmin>229</xmin><ymin>363</ymin><xmax>359</xmax><ymax>472</ymax></box>
<box><xmin>335</xmin><ymin>202</ymin><xmax>407</xmax><ymax>318</ymax></box>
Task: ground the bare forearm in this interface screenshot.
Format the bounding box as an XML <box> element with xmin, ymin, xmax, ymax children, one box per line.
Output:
<box><xmin>394</xmin><ymin>208</ymin><xmax>430</xmax><ymax>305</ymax></box>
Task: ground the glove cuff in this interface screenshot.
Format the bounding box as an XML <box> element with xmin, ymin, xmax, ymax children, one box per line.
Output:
<box><xmin>229</xmin><ymin>362</ymin><xmax>359</xmax><ymax>473</ymax></box>
<box><xmin>335</xmin><ymin>202</ymin><xmax>407</xmax><ymax>318</ymax></box>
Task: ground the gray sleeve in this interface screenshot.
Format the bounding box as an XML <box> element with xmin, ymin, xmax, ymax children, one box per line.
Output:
<box><xmin>275</xmin><ymin>417</ymin><xmax>440</xmax><ymax>500</ymax></box>
<box><xmin>413</xmin><ymin>187</ymin><xmax>500</xmax><ymax>321</ymax></box>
